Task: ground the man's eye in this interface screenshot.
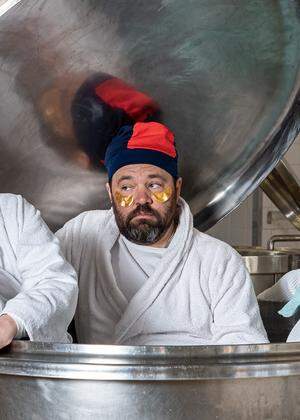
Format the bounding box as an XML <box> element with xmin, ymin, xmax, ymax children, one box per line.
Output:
<box><xmin>149</xmin><ymin>183</ymin><xmax>162</xmax><ymax>189</ymax></box>
<box><xmin>120</xmin><ymin>185</ymin><xmax>132</xmax><ymax>191</ymax></box>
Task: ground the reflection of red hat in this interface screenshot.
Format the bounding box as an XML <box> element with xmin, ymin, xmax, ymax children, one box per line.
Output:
<box><xmin>71</xmin><ymin>73</ymin><xmax>160</xmax><ymax>167</ymax></box>
<box><xmin>95</xmin><ymin>78</ymin><xmax>159</xmax><ymax>122</ymax></box>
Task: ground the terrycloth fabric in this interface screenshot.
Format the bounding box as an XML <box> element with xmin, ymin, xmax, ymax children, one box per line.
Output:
<box><xmin>56</xmin><ymin>198</ymin><xmax>268</xmax><ymax>345</ymax></box>
<box><xmin>111</xmin><ymin>235</ymin><xmax>165</xmax><ymax>301</ymax></box>
<box><xmin>257</xmin><ymin>270</ymin><xmax>300</xmax><ymax>341</ymax></box>
<box><xmin>0</xmin><ymin>194</ymin><xmax>78</xmax><ymax>342</ymax></box>
<box><xmin>0</xmin><ymin>281</ymin><xmax>26</xmax><ymax>339</ymax></box>
<box><xmin>257</xmin><ymin>270</ymin><xmax>300</xmax><ymax>303</ymax></box>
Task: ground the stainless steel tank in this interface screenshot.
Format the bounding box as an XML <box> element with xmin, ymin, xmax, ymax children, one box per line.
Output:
<box><xmin>236</xmin><ymin>246</ymin><xmax>300</xmax><ymax>296</ymax></box>
<box><xmin>0</xmin><ymin>341</ymin><xmax>300</xmax><ymax>420</ymax></box>
<box><xmin>236</xmin><ymin>236</ymin><xmax>300</xmax><ymax>295</ymax></box>
<box><xmin>1</xmin><ymin>1</ymin><xmax>300</xmax><ymax>419</ymax></box>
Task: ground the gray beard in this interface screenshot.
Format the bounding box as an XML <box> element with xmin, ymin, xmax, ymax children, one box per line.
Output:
<box><xmin>124</xmin><ymin>221</ymin><xmax>164</xmax><ymax>245</ymax></box>
<box><xmin>112</xmin><ymin>197</ymin><xmax>180</xmax><ymax>245</ymax></box>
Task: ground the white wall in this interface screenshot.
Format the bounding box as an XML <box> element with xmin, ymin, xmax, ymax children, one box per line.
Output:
<box><xmin>206</xmin><ymin>195</ymin><xmax>253</xmax><ymax>246</ymax></box>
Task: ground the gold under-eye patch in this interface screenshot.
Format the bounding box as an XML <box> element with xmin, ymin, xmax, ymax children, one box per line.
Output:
<box><xmin>115</xmin><ymin>191</ymin><xmax>134</xmax><ymax>207</ymax></box>
<box><xmin>151</xmin><ymin>186</ymin><xmax>172</xmax><ymax>203</ymax></box>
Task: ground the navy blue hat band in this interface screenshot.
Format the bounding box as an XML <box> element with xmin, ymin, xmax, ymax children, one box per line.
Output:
<box><xmin>104</xmin><ymin>123</ymin><xmax>178</xmax><ymax>180</ymax></box>
<box><xmin>106</xmin><ymin>148</ymin><xmax>178</xmax><ymax>180</ymax></box>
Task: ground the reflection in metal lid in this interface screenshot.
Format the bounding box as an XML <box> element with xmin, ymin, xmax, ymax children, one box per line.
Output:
<box><xmin>0</xmin><ymin>0</ymin><xmax>20</xmax><ymax>17</ymax></box>
<box><xmin>0</xmin><ymin>1</ymin><xmax>299</xmax><ymax>230</ymax></box>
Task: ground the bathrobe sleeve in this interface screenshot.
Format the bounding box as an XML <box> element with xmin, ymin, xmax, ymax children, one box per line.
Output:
<box><xmin>55</xmin><ymin>211</ymin><xmax>91</xmax><ymax>271</ymax></box>
<box><xmin>209</xmin><ymin>245</ymin><xmax>269</xmax><ymax>344</ymax></box>
<box><xmin>0</xmin><ymin>196</ymin><xmax>78</xmax><ymax>342</ymax></box>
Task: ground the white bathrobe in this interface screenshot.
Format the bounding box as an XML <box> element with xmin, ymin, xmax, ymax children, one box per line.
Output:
<box><xmin>0</xmin><ymin>193</ymin><xmax>78</xmax><ymax>342</ymax></box>
<box><xmin>57</xmin><ymin>198</ymin><xmax>268</xmax><ymax>345</ymax></box>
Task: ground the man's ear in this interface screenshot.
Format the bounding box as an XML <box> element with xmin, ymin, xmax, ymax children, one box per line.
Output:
<box><xmin>175</xmin><ymin>177</ymin><xmax>182</xmax><ymax>201</ymax></box>
<box><xmin>106</xmin><ymin>182</ymin><xmax>112</xmax><ymax>203</ymax></box>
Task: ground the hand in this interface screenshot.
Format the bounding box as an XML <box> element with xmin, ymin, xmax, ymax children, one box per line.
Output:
<box><xmin>0</xmin><ymin>315</ymin><xmax>17</xmax><ymax>349</ymax></box>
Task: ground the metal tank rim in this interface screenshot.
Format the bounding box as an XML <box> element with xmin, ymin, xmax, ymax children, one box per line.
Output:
<box><xmin>1</xmin><ymin>341</ymin><xmax>300</xmax><ymax>381</ymax></box>
<box><xmin>235</xmin><ymin>246</ymin><xmax>300</xmax><ymax>256</ymax></box>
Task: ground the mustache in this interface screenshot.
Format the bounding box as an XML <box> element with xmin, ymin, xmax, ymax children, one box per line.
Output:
<box><xmin>127</xmin><ymin>204</ymin><xmax>160</xmax><ymax>223</ymax></box>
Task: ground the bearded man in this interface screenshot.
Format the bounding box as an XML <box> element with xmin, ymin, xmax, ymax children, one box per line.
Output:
<box><xmin>57</xmin><ymin>121</ymin><xmax>268</xmax><ymax>345</ymax></box>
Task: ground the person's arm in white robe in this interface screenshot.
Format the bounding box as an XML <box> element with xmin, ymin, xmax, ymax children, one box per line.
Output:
<box><xmin>0</xmin><ymin>195</ymin><xmax>78</xmax><ymax>343</ymax></box>
<box><xmin>55</xmin><ymin>211</ymin><xmax>96</xmax><ymax>271</ymax></box>
<box><xmin>209</xmin><ymin>246</ymin><xmax>269</xmax><ymax>344</ymax></box>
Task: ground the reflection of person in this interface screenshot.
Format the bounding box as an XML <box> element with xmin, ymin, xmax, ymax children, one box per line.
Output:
<box><xmin>57</xmin><ymin>121</ymin><xmax>268</xmax><ymax>345</ymax></box>
<box><xmin>39</xmin><ymin>72</ymin><xmax>159</xmax><ymax>169</ymax></box>
<box><xmin>71</xmin><ymin>72</ymin><xmax>160</xmax><ymax>168</ymax></box>
<box><xmin>0</xmin><ymin>194</ymin><xmax>78</xmax><ymax>348</ymax></box>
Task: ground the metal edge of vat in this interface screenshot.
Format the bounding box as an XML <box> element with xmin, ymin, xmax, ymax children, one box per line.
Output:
<box><xmin>236</xmin><ymin>247</ymin><xmax>300</xmax><ymax>277</ymax></box>
<box><xmin>0</xmin><ymin>0</ymin><xmax>21</xmax><ymax>17</ymax></box>
<box><xmin>235</xmin><ymin>247</ymin><xmax>291</xmax><ymax>274</ymax></box>
<box><xmin>241</xmin><ymin>254</ymin><xmax>289</xmax><ymax>274</ymax></box>
<box><xmin>1</xmin><ymin>341</ymin><xmax>300</xmax><ymax>381</ymax></box>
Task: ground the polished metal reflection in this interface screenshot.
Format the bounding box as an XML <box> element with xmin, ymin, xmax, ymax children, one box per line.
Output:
<box><xmin>3</xmin><ymin>340</ymin><xmax>300</xmax><ymax>380</ymax></box>
<box><xmin>268</xmin><ymin>234</ymin><xmax>300</xmax><ymax>251</ymax></box>
<box><xmin>0</xmin><ymin>0</ymin><xmax>20</xmax><ymax>17</ymax></box>
<box><xmin>0</xmin><ymin>341</ymin><xmax>300</xmax><ymax>419</ymax></box>
<box><xmin>262</xmin><ymin>159</ymin><xmax>300</xmax><ymax>230</ymax></box>
<box><xmin>0</xmin><ymin>1</ymin><xmax>299</xmax><ymax>230</ymax></box>
<box><xmin>236</xmin><ymin>246</ymin><xmax>300</xmax><ymax>295</ymax></box>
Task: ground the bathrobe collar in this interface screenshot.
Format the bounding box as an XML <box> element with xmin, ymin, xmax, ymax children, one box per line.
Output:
<box><xmin>98</xmin><ymin>197</ymin><xmax>194</xmax><ymax>344</ymax></box>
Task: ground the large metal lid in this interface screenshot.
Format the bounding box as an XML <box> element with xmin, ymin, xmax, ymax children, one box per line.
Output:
<box><xmin>0</xmin><ymin>1</ymin><xmax>299</xmax><ymax>230</ymax></box>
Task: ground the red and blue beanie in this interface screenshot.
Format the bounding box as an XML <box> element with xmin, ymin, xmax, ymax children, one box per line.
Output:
<box><xmin>104</xmin><ymin>122</ymin><xmax>178</xmax><ymax>180</ymax></box>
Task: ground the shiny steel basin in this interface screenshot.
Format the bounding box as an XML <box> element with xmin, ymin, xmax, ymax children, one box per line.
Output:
<box><xmin>236</xmin><ymin>246</ymin><xmax>300</xmax><ymax>295</ymax></box>
<box><xmin>238</xmin><ymin>248</ymin><xmax>290</xmax><ymax>274</ymax></box>
<box><xmin>0</xmin><ymin>341</ymin><xmax>300</xmax><ymax>419</ymax></box>
<box><xmin>0</xmin><ymin>1</ymin><xmax>299</xmax><ymax>230</ymax></box>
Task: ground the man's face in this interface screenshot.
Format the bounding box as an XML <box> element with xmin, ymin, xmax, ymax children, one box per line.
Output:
<box><xmin>106</xmin><ymin>164</ymin><xmax>182</xmax><ymax>245</ymax></box>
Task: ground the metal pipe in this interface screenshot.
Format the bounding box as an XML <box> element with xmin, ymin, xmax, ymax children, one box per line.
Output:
<box><xmin>267</xmin><ymin>235</ymin><xmax>300</xmax><ymax>250</ymax></box>
<box><xmin>261</xmin><ymin>159</ymin><xmax>300</xmax><ymax>231</ymax></box>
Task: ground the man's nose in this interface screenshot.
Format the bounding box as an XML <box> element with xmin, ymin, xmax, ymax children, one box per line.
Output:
<box><xmin>135</xmin><ymin>187</ymin><xmax>152</xmax><ymax>205</ymax></box>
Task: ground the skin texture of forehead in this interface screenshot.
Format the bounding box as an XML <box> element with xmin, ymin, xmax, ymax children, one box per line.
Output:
<box><xmin>112</xmin><ymin>164</ymin><xmax>172</xmax><ymax>183</ymax></box>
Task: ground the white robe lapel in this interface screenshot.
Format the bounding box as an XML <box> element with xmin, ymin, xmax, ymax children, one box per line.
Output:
<box><xmin>114</xmin><ymin>199</ymin><xmax>194</xmax><ymax>344</ymax></box>
<box><xmin>96</xmin><ymin>211</ymin><xmax>128</xmax><ymax>318</ymax></box>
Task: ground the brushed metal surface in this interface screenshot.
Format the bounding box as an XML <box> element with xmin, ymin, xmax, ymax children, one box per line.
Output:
<box><xmin>0</xmin><ymin>3</ymin><xmax>300</xmax><ymax>417</ymax></box>
<box><xmin>0</xmin><ymin>1</ymin><xmax>299</xmax><ymax>230</ymax></box>
<box><xmin>268</xmin><ymin>234</ymin><xmax>300</xmax><ymax>250</ymax></box>
<box><xmin>262</xmin><ymin>160</ymin><xmax>300</xmax><ymax>230</ymax></box>
<box><xmin>0</xmin><ymin>0</ymin><xmax>20</xmax><ymax>17</ymax></box>
<box><xmin>236</xmin><ymin>246</ymin><xmax>300</xmax><ymax>295</ymax></box>
<box><xmin>2</xmin><ymin>341</ymin><xmax>300</xmax><ymax>380</ymax></box>
<box><xmin>0</xmin><ymin>342</ymin><xmax>300</xmax><ymax>419</ymax></box>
